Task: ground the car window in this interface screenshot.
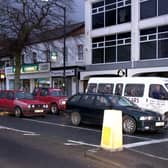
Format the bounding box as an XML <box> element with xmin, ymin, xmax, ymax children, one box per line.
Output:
<box><xmin>40</xmin><ymin>89</ymin><xmax>49</xmax><ymax>96</ymax></box>
<box><xmin>15</xmin><ymin>92</ymin><xmax>34</xmax><ymax>100</ymax></box>
<box><xmin>6</xmin><ymin>92</ymin><xmax>14</xmax><ymax>99</ymax></box>
<box><xmin>50</xmin><ymin>90</ymin><xmax>64</xmax><ymax>96</ymax></box>
<box><xmin>69</xmin><ymin>95</ymin><xmax>81</xmax><ymax>103</ymax></box>
<box><xmin>87</xmin><ymin>83</ymin><xmax>97</xmax><ymax>93</ymax></box>
<box><xmin>0</xmin><ymin>91</ymin><xmax>6</xmax><ymax>98</ymax></box>
<box><xmin>124</xmin><ymin>84</ymin><xmax>144</xmax><ymax>97</ymax></box>
<box><xmin>95</xmin><ymin>96</ymin><xmax>110</xmax><ymax>106</ymax></box>
<box><xmin>80</xmin><ymin>95</ymin><xmax>95</xmax><ymax>105</ymax></box>
<box><xmin>97</xmin><ymin>83</ymin><xmax>114</xmax><ymax>94</ymax></box>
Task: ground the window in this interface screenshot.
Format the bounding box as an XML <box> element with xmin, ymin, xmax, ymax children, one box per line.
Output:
<box><xmin>95</xmin><ymin>95</ymin><xmax>110</xmax><ymax>106</ymax></box>
<box><xmin>87</xmin><ymin>83</ymin><xmax>97</xmax><ymax>93</ymax></box>
<box><xmin>77</xmin><ymin>45</ymin><xmax>84</xmax><ymax>61</ymax></box>
<box><xmin>92</xmin><ymin>0</ymin><xmax>131</xmax><ymax>29</ymax></box>
<box><xmin>97</xmin><ymin>83</ymin><xmax>114</xmax><ymax>94</ymax></box>
<box><xmin>149</xmin><ymin>84</ymin><xmax>168</xmax><ymax>100</ymax></box>
<box><xmin>140</xmin><ymin>0</ymin><xmax>168</xmax><ymax>19</ymax></box>
<box><xmin>80</xmin><ymin>95</ymin><xmax>95</xmax><ymax>105</ymax></box>
<box><xmin>124</xmin><ymin>84</ymin><xmax>145</xmax><ymax>97</ymax></box>
<box><xmin>92</xmin><ymin>32</ymin><xmax>131</xmax><ymax>64</ymax></box>
<box><xmin>7</xmin><ymin>92</ymin><xmax>14</xmax><ymax>99</ymax></box>
<box><xmin>45</xmin><ymin>50</ymin><xmax>50</xmax><ymax>62</ymax></box>
<box><xmin>32</xmin><ymin>52</ymin><xmax>37</xmax><ymax>64</ymax></box>
<box><xmin>40</xmin><ymin>89</ymin><xmax>49</xmax><ymax>96</ymax></box>
<box><xmin>0</xmin><ymin>91</ymin><xmax>6</xmax><ymax>98</ymax></box>
<box><xmin>69</xmin><ymin>95</ymin><xmax>81</xmax><ymax>103</ymax></box>
<box><xmin>115</xmin><ymin>83</ymin><xmax>123</xmax><ymax>96</ymax></box>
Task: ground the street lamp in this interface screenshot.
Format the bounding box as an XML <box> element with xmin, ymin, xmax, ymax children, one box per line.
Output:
<box><xmin>41</xmin><ymin>0</ymin><xmax>66</xmax><ymax>94</ymax></box>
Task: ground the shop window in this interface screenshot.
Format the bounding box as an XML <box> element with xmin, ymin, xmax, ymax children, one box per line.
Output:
<box><xmin>124</xmin><ymin>84</ymin><xmax>144</xmax><ymax>97</ymax></box>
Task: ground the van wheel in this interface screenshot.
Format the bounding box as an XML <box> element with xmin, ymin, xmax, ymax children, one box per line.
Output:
<box><xmin>123</xmin><ymin>115</ymin><xmax>136</xmax><ymax>134</ymax></box>
<box><xmin>50</xmin><ymin>103</ymin><xmax>59</xmax><ymax>115</ymax></box>
<box><xmin>71</xmin><ymin>112</ymin><xmax>81</xmax><ymax>126</ymax></box>
<box><xmin>14</xmin><ymin>107</ymin><xmax>22</xmax><ymax>118</ymax></box>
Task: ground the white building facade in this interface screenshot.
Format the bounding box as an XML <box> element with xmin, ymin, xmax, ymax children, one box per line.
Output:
<box><xmin>82</xmin><ymin>0</ymin><xmax>168</xmax><ymax>81</ymax></box>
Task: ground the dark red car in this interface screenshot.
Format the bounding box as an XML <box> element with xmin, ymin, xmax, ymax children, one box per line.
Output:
<box><xmin>0</xmin><ymin>90</ymin><xmax>48</xmax><ymax>117</ymax></box>
<box><xmin>33</xmin><ymin>87</ymin><xmax>67</xmax><ymax>114</ymax></box>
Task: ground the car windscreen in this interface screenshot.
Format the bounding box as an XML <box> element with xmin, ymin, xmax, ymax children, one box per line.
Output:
<box><xmin>108</xmin><ymin>96</ymin><xmax>136</xmax><ymax>107</ymax></box>
<box><xmin>50</xmin><ymin>90</ymin><xmax>65</xmax><ymax>96</ymax></box>
<box><xmin>15</xmin><ymin>92</ymin><xmax>34</xmax><ymax>100</ymax></box>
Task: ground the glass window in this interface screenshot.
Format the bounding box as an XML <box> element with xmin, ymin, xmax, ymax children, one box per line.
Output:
<box><xmin>158</xmin><ymin>40</ymin><xmax>168</xmax><ymax>58</ymax></box>
<box><xmin>124</xmin><ymin>84</ymin><xmax>145</xmax><ymax>97</ymax></box>
<box><xmin>80</xmin><ymin>95</ymin><xmax>95</xmax><ymax>105</ymax></box>
<box><xmin>149</xmin><ymin>84</ymin><xmax>168</xmax><ymax>100</ymax></box>
<box><xmin>105</xmin><ymin>10</ymin><xmax>116</xmax><ymax>26</ymax></box>
<box><xmin>117</xmin><ymin>45</ymin><xmax>131</xmax><ymax>61</ymax></box>
<box><xmin>87</xmin><ymin>83</ymin><xmax>97</xmax><ymax>93</ymax></box>
<box><xmin>77</xmin><ymin>45</ymin><xmax>84</xmax><ymax>60</ymax></box>
<box><xmin>105</xmin><ymin>0</ymin><xmax>116</xmax><ymax>4</ymax></box>
<box><xmin>40</xmin><ymin>89</ymin><xmax>48</xmax><ymax>96</ymax></box>
<box><xmin>95</xmin><ymin>95</ymin><xmax>110</xmax><ymax>106</ymax></box>
<box><xmin>69</xmin><ymin>95</ymin><xmax>81</xmax><ymax>103</ymax></box>
<box><xmin>118</xmin><ymin>6</ymin><xmax>131</xmax><ymax>24</ymax></box>
<box><xmin>105</xmin><ymin>47</ymin><xmax>116</xmax><ymax>62</ymax></box>
<box><xmin>92</xmin><ymin>48</ymin><xmax>104</xmax><ymax>64</ymax></box>
<box><xmin>92</xmin><ymin>13</ymin><xmax>104</xmax><ymax>29</ymax></box>
<box><xmin>0</xmin><ymin>91</ymin><xmax>6</xmax><ymax>98</ymax></box>
<box><xmin>140</xmin><ymin>0</ymin><xmax>157</xmax><ymax>19</ymax></box>
<box><xmin>97</xmin><ymin>83</ymin><xmax>114</xmax><ymax>94</ymax></box>
<box><xmin>158</xmin><ymin>0</ymin><xmax>168</xmax><ymax>16</ymax></box>
<box><xmin>140</xmin><ymin>41</ymin><xmax>156</xmax><ymax>60</ymax></box>
<box><xmin>115</xmin><ymin>83</ymin><xmax>123</xmax><ymax>96</ymax></box>
<box><xmin>92</xmin><ymin>1</ymin><xmax>104</xmax><ymax>8</ymax></box>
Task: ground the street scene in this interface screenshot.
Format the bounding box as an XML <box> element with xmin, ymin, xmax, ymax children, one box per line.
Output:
<box><xmin>1</xmin><ymin>0</ymin><xmax>168</xmax><ymax>167</ymax></box>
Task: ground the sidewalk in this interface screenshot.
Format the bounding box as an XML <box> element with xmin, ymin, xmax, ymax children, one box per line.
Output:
<box><xmin>85</xmin><ymin>147</ymin><xmax>167</xmax><ymax>168</ymax></box>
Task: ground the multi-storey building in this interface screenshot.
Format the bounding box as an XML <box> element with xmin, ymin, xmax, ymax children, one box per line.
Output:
<box><xmin>81</xmin><ymin>0</ymin><xmax>168</xmax><ymax>83</ymax></box>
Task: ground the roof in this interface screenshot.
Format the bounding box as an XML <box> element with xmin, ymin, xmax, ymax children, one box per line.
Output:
<box><xmin>28</xmin><ymin>22</ymin><xmax>84</xmax><ymax>45</ymax></box>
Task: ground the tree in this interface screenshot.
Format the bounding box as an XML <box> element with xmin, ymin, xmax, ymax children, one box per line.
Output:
<box><xmin>0</xmin><ymin>0</ymin><xmax>73</xmax><ymax>89</ymax></box>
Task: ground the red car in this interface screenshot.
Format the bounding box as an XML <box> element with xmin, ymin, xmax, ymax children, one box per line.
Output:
<box><xmin>0</xmin><ymin>90</ymin><xmax>48</xmax><ymax>117</ymax></box>
<box><xmin>33</xmin><ymin>87</ymin><xmax>67</xmax><ymax>114</ymax></box>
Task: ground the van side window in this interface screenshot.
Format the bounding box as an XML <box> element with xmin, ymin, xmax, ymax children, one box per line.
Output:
<box><xmin>124</xmin><ymin>84</ymin><xmax>144</xmax><ymax>97</ymax></box>
<box><xmin>97</xmin><ymin>84</ymin><xmax>113</xmax><ymax>94</ymax></box>
<box><xmin>149</xmin><ymin>84</ymin><xmax>168</xmax><ymax>100</ymax></box>
<box><xmin>115</xmin><ymin>84</ymin><xmax>123</xmax><ymax>96</ymax></box>
<box><xmin>87</xmin><ymin>83</ymin><xmax>97</xmax><ymax>93</ymax></box>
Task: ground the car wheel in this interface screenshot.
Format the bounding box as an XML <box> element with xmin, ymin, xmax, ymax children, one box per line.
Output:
<box><xmin>50</xmin><ymin>103</ymin><xmax>59</xmax><ymax>115</ymax></box>
<box><xmin>71</xmin><ymin>112</ymin><xmax>81</xmax><ymax>126</ymax></box>
<box><xmin>123</xmin><ymin>115</ymin><xmax>136</xmax><ymax>134</ymax></box>
<box><xmin>14</xmin><ymin>107</ymin><xmax>22</xmax><ymax>118</ymax></box>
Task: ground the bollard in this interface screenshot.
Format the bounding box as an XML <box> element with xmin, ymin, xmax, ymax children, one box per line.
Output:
<box><xmin>101</xmin><ymin>109</ymin><xmax>123</xmax><ymax>151</ymax></box>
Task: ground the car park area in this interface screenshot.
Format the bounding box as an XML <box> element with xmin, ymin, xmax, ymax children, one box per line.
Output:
<box><xmin>0</xmin><ymin>113</ymin><xmax>168</xmax><ymax>167</ymax></box>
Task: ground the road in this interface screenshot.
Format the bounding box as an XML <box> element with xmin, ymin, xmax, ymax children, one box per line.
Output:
<box><xmin>0</xmin><ymin>113</ymin><xmax>168</xmax><ymax>167</ymax></box>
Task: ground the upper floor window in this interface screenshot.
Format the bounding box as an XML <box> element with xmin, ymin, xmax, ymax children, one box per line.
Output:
<box><xmin>92</xmin><ymin>0</ymin><xmax>131</xmax><ymax>29</ymax></box>
<box><xmin>32</xmin><ymin>51</ymin><xmax>37</xmax><ymax>64</ymax></box>
<box><xmin>140</xmin><ymin>25</ymin><xmax>168</xmax><ymax>60</ymax></box>
<box><xmin>140</xmin><ymin>0</ymin><xmax>168</xmax><ymax>20</ymax></box>
<box><xmin>77</xmin><ymin>45</ymin><xmax>84</xmax><ymax>61</ymax></box>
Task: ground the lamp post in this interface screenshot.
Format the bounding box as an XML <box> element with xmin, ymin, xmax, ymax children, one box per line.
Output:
<box><xmin>41</xmin><ymin>0</ymin><xmax>66</xmax><ymax>94</ymax></box>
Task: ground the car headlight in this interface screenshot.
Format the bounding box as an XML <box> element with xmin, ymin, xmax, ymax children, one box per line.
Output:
<box><xmin>60</xmin><ymin>100</ymin><xmax>66</xmax><ymax>105</ymax></box>
<box><xmin>32</xmin><ymin>104</ymin><xmax>35</xmax><ymax>108</ymax></box>
<box><xmin>140</xmin><ymin>116</ymin><xmax>154</xmax><ymax>121</ymax></box>
<box><xmin>43</xmin><ymin>104</ymin><xmax>48</xmax><ymax>108</ymax></box>
<box><xmin>28</xmin><ymin>105</ymin><xmax>31</xmax><ymax>109</ymax></box>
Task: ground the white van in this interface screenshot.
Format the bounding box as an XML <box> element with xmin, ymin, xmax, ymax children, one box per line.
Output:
<box><xmin>86</xmin><ymin>77</ymin><xmax>168</xmax><ymax>119</ymax></box>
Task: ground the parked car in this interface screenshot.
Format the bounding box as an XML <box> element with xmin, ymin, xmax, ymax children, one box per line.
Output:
<box><xmin>33</xmin><ymin>87</ymin><xmax>67</xmax><ymax>114</ymax></box>
<box><xmin>0</xmin><ymin>90</ymin><xmax>48</xmax><ymax>117</ymax></box>
<box><xmin>66</xmin><ymin>93</ymin><xmax>165</xmax><ymax>134</ymax></box>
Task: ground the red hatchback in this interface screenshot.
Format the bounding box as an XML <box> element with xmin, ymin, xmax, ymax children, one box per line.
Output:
<box><xmin>0</xmin><ymin>90</ymin><xmax>48</xmax><ymax>117</ymax></box>
<box><xmin>33</xmin><ymin>87</ymin><xmax>67</xmax><ymax>114</ymax></box>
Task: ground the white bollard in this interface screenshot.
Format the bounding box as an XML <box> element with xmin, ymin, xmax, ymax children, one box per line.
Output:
<box><xmin>101</xmin><ymin>109</ymin><xmax>123</xmax><ymax>151</ymax></box>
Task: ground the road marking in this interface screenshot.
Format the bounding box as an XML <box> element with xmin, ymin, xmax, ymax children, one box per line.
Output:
<box><xmin>124</xmin><ymin>138</ymin><xmax>168</xmax><ymax>148</ymax></box>
<box><xmin>0</xmin><ymin>125</ymin><xmax>39</xmax><ymax>136</ymax></box>
<box><xmin>23</xmin><ymin>118</ymin><xmax>101</xmax><ymax>133</ymax></box>
<box><xmin>129</xmin><ymin>148</ymin><xmax>168</xmax><ymax>161</ymax></box>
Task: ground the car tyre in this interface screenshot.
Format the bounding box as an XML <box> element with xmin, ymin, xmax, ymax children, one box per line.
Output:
<box><xmin>71</xmin><ymin>112</ymin><xmax>81</xmax><ymax>126</ymax></box>
<box><xmin>123</xmin><ymin>115</ymin><xmax>136</xmax><ymax>134</ymax></box>
<box><xmin>50</xmin><ymin>103</ymin><xmax>59</xmax><ymax>115</ymax></box>
<box><xmin>14</xmin><ymin>107</ymin><xmax>22</xmax><ymax>118</ymax></box>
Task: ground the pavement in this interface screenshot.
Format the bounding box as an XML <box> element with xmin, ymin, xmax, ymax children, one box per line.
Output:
<box><xmin>85</xmin><ymin>147</ymin><xmax>167</xmax><ymax>168</ymax></box>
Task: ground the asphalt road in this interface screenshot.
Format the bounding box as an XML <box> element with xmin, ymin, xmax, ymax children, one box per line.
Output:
<box><xmin>0</xmin><ymin>114</ymin><xmax>168</xmax><ymax>167</ymax></box>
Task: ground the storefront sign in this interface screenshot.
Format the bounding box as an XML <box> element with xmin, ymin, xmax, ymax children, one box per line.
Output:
<box><xmin>51</xmin><ymin>69</ymin><xmax>75</xmax><ymax>77</ymax></box>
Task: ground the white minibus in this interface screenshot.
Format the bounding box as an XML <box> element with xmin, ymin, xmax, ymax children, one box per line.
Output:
<box><xmin>86</xmin><ymin>77</ymin><xmax>168</xmax><ymax>120</ymax></box>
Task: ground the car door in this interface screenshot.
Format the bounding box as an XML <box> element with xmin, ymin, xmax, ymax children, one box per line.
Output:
<box><xmin>3</xmin><ymin>91</ymin><xmax>15</xmax><ymax>112</ymax></box>
<box><xmin>0</xmin><ymin>91</ymin><xmax>7</xmax><ymax>110</ymax></box>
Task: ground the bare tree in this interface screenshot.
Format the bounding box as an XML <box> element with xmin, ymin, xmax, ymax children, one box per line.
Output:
<box><xmin>0</xmin><ymin>0</ymin><xmax>73</xmax><ymax>89</ymax></box>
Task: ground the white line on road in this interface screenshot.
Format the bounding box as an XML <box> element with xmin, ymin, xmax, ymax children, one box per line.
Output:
<box><xmin>0</xmin><ymin>125</ymin><xmax>39</xmax><ymax>136</ymax></box>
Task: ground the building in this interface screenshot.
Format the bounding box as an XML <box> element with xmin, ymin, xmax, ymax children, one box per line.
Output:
<box><xmin>5</xmin><ymin>22</ymin><xmax>85</xmax><ymax>96</ymax></box>
<box><xmin>81</xmin><ymin>0</ymin><xmax>168</xmax><ymax>83</ymax></box>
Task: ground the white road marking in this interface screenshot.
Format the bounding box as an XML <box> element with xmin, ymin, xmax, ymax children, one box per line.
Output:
<box><xmin>124</xmin><ymin>138</ymin><xmax>168</xmax><ymax>148</ymax></box>
<box><xmin>0</xmin><ymin>125</ymin><xmax>39</xmax><ymax>136</ymax></box>
<box><xmin>129</xmin><ymin>148</ymin><xmax>168</xmax><ymax>161</ymax></box>
<box><xmin>22</xmin><ymin>118</ymin><xmax>150</xmax><ymax>141</ymax></box>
